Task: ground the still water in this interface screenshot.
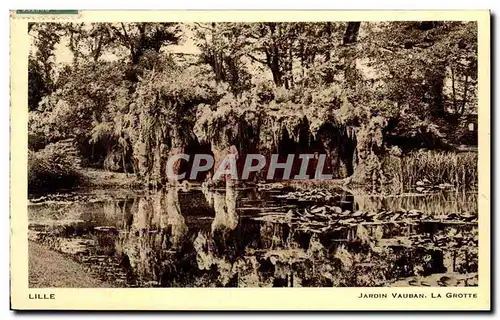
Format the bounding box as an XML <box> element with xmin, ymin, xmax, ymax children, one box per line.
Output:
<box><xmin>28</xmin><ymin>186</ymin><xmax>478</xmax><ymax>287</ymax></box>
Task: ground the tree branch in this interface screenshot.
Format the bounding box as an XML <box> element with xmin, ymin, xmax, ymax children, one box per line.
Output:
<box><xmin>246</xmin><ymin>53</ymin><xmax>267</xmax><ymax>65</ymax></box>
<box><xmin>451</xmin><ymin>66</ymin><xmax>458</xmax><ymax>113</ymax></box>
<box><xmin>193</xmin><ymin>22</ymin><xmax>213</xmax><ymax>32</ymax></box>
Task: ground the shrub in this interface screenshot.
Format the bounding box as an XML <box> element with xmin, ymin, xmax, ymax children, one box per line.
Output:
<box><xmin>28</xmin><ymin>144</ymin><xmax>84</xmax><ymax>193</ymax></box>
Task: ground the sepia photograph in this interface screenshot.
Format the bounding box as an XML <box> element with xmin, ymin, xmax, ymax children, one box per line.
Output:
<box><xmin>10</xmin><ymin>10</ymin><xmax>490</xmax><ymax>311</ymax></box>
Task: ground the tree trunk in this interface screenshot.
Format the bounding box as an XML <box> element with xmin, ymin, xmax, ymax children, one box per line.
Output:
<box><xmin>430</xmin><ymin>70</ymin><xmax>446</xmax><ymax>119</ymax></box>
<box><xmin>343</xmin><ymin>22</ymin><xmax>361</xmax><ymax>45</ymax></box>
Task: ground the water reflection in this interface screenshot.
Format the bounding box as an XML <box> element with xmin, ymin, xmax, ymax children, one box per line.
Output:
<box><xmin>353</xmin><ymin>192</ymin><xmax>477</xmax><ymax>216</ymax></box>
<box><xmin>28</xmin><ymin>186</ymin><xmax>478</xmax><ymax>287</ymax></box>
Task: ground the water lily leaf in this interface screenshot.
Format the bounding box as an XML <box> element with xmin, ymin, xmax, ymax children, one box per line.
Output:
<box><xmin>446</xmin><ymin>213</ymin><xmax>460</xmax><ymax>220</ymax></box>
<box><xmin>352</xmin><ymin>211</ymin><xmax>364</xmax><ymax>217</ymax></box>
<box><xmin>438</xmin><ymin>183</ymin><xmax>454</xmax><ymax>189</ymax></box>
<box><xmin>342</xmin><ymin>218</ymin><xmax>357</xmax><ymax>225</ymax></box>
<box><xmin>329</xmin><ymin>206</ymin><xmax>342</xmax><ymax>214</ymax></box>
<box><xmin>391</xmin><ymin>213</ymin><xmax>401</xmax><ymax>221</ymax></box>
<box><xmin>310</xmin><ymin>206</ymin><xmax>326</xmax><ymax>214</ymax></box>
<box><xmin>408</xmin><ymin>209</ymin><xmax>422</xmax><ymax>217</ymax></box>
<box><xmin>365</xmin><ymin>212</ymin><xmax>376</xmax><ymax>218</ymax></box>
<box><xmin>460</xmin><ymin>213</ymin><xmax>475</xmax><ymax>221</ymax></box>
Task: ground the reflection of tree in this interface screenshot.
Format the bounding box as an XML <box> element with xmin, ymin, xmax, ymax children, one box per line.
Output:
<box><xmin>194</xmin><ymin>190</ymin><xmax>398</xmax><ymax>287</ymax></box>
<box><xmin>164</xmin><ymin>188</ymin><xmax>188</xmax><ymax>249</ymax></box>
<box><xmin>259</xmin><ymin>221</ymin><xmax>294</xmax><ymax>250</ymax></box>
<box><xmin>117</xmin><ymin>188</ymin><xmax>191</xmax><ymax>286</ymax></box>
<box><xmin>194</xmin><ymin>185</ymin><xmax>241</xmax><ymax>286</ymax></box>
<box><xmin>103</xmin><ymin>201</ymin><xmax>119</xmax><ymax>223</ymax></box>
<box><xmin>110</xmin><ymin>187</ymin><xmax>470</xmax><ymax>287</ymax></box>
<box><xmin>211</xmin><ymin>187</ymin><xmax>239</xmax><ymax>232</ymax></box>
<box><xmin>201</xmin><ymin>184</ymin><xmax>214</xmax><ymax>207</ymax></box>
<box><xmin>353</xmin><ymin>195</ymin><xmax>384</xmax><ymax>212</ymax></box>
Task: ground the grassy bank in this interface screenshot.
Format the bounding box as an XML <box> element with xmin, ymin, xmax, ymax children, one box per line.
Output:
<box><xmin>29</xmin><ymin>145</ymin><xmax>141</xmax><ymax>194</ymax></box>
<box><xmin>29</xmin><ymin>147</ymin><xmax>476</xmax><ymax>194</ymax></box>
<box><xmin>400</xmin><ymin>150</ymin><xmax>477</xmax><ymax>187</ymax></box>
<box><xmin>29</xmin><ymin>167</ymin><xmax>141</xmax><ymax>195</ymax></box>
<box><xmin>29</xmin><ymin>242</ymin><xmax>110</xmax><ymax>288</ymax></box>
<box><xmin>275</xmin><ymin>150</ymin><xmax>477</xmax><ymax>193</ymax></box>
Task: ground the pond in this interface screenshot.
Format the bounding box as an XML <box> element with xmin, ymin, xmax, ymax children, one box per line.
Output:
<box><xmin>28</xmin><ymin>185</ymin><xmax>478</xmax><ymax>287</ymax></box>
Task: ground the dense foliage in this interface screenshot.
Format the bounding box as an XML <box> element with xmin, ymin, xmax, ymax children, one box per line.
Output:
<box><xmin>28</xmin><ymin>143</ymin><xmax>83</xmax><ymax>193</ymax></box>
<box><xmin>28</xmin><ymin>21</ymin><xmax>478</xmax><ymax>187</ymax></box>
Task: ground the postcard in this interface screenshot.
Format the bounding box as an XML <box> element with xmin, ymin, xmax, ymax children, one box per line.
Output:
<box><xmin>10</xmin><ymin>10</ymin><xmax>491</xmax><ymax>311</ymax></box>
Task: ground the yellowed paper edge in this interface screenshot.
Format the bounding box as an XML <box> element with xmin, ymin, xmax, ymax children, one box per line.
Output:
<box><xmin>10</xmin><ymin>10</ymin><xmax>491</xmax><ymax>311</ymax></box>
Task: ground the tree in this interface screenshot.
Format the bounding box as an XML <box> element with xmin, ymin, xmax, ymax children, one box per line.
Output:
<box><xmin>28</xmin><ymin>21</ymin><xmax>478</xmax><ymax>188</ymax></box>
<box><xmin>109</xmin><ymin>23</ymin><xmax>182</xmax><ymax>64</ymax></box>
<box><xmin>61</xmin><ymin>23</ymin><xmax>116</xmax><ymax>64</ymax></box>
<box><xmin>132</xmin><ymin>59</ymin><xmax>220</xmax><ymax>182</ymax></box>
<box><xmin>192</xmin><ymin>22</ymin><xmax>251</xmax><ymax>95</ymax></box>
<box><xmin>28</xmin><ymin>23</ymin><xmax>64</xmax><ymax>110</ymax></box>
